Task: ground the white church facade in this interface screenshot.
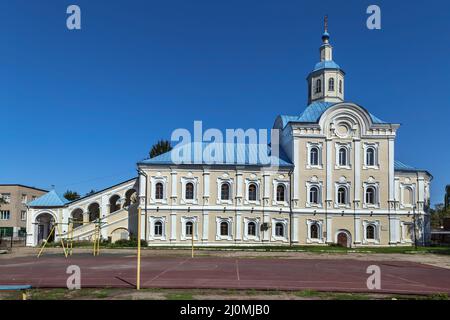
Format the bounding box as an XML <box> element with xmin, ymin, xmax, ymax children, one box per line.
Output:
<box><xmin>26</xmin><ymin>27</ymin><xmax>432</xmax><ymax>248</ymax></box>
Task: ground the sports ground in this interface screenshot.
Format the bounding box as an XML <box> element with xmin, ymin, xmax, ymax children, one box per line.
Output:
<box><xmin>1</xmin><ymin>250</ymin><xmax>450</xmax><ymax>295</ymax></box>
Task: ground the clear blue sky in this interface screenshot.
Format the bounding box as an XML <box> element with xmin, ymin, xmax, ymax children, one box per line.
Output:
<box><xmin>1</xmin><ymin>0</ymin><xmax>449</xmax><ymax>205</ymax></box>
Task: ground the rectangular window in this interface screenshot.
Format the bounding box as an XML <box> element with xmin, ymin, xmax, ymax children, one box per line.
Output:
<box><xmin>21</xmin><ymin>210</ymin><xmax>27</xmax><ymax>221</ymax></box>
<box><xmin>21</xmin><ymin>194</ymin><xmax>27</xmax><ymax>203</ymax></box>
<box><xmin>1</xmin><ymin>193</ymin><xmax>11</xmax><ymax>204</ymax></box>
<box><xmin>0</xmin><ymin>210</ymin><xmax>11</xmax><ymax>220</ymax></box>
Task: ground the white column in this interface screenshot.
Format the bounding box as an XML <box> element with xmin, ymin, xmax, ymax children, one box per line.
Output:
<box><xmin>139</xmin><ymin>173</ymin><xmax>146</xmax><ymax>198</ymax></box>
<box><xmin>292</xmin><ymin>214</ymin><xmax>299</xmax><ymax>243</ymax></box>
<box><xmin>388</xmin><ymin>138</ymin><xmax>395</xmax><ymax>202</ymax></box>
<box><xmin>326</xmin><ymin>139</ymin><xmax>333</xmax><ymax>203</ymax></box>
<box><xmin>202</xmin><ymin>211</ymin><xmax>209</xmax><ymax>241</ymax></box>
<box><xmin>171</xmin><ymin>171</ymin><xmax>178</xmax><ymax>198</ymax></box>
<box><xmin>354</xmin><ymin>216</ymin><xmax>361</xmax><ymax>243</ymax></box>
<box><xmin>354</xmin><ymin>140</ymin><xmax>361</xmax><ymax>203</ymax></box>
<box><xmin>263</xmin><ymin>172</ymin><xmax>270</xmax><ymax>200</ymax></box>
<box><xmin>170</xmin><ymin>212</ymin><xmax>177</xmax><ymax>241</ymax></box>
<box><xmin>293</xmin><ymin>138</ymin><xmax>300</xmax><ymax>201</ymax></box>
<box><xmin>236</xmin><ymin>172</ymin><xmax>243</xmax><ymax>198</ymax></box>
<box><xmin>235</xmin><ymin>212</ymin><xmax>242</xmax><ymax>240</ymax></box>
<box><xmin>203</xmin><ymin>170</ymin><xmax>210</xmax><ymax>197</ymax></box>
<box><xmin>326</xmin><ymin>216</ymin><xmax>333</xmax><ymax>243</ymax></box>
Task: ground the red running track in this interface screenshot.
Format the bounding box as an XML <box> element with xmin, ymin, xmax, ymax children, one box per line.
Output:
<box><xmin>1</xmin><ymin>253</ymin><xmax>449</xmax><ymax>295</ymax></box>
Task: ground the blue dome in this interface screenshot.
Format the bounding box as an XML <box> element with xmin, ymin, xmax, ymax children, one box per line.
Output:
<box><xmin>322</xmin><ymin>31</ymin><xmax>330</xmax><ymax>38</ymax></box>
<box><xmin>312</xmin><ymin>60</ymin><xmax>341</xmax><ymax>72</ymax></box>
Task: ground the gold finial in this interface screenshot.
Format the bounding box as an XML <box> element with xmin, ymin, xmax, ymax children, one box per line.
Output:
<box><xmin>324</xmin><ymin>15</ymin><xmax>328</xmax><ymax>33</ymax></box>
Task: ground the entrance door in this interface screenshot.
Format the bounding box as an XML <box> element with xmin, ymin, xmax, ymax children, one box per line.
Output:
<box><xmin>337</xmin><ymin>232</ymin><xmax>348</xmax><ymax>247</ymax></box>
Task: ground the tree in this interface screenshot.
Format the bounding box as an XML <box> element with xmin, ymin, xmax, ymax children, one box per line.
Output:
<box><xmin>63</xmin><ymin>190</ymin><xmax>81</xmax><ymax>201</ymax></box>
<box><xmin>149</xmin><ymin>140</ymin><xmax>172</xmax><ymax>159</ymax></box>
<box><xmin>430</xmin><ymin>203</ymin><xmax>450</xmax><ymax>229</ymax></box>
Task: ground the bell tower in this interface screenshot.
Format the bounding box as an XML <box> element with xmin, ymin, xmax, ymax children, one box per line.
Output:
<box><xmin>307</xmin><ymin>16</ymin><xmax>345</xmax><ymax>104</ymax></box>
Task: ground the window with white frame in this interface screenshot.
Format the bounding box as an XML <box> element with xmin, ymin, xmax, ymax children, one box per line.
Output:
<box><xmin>363</xmin><ymin>143</ymin><xmax>379</xmax><ymax>169</ymax></box>
<box><xmin>363</xmin><ymin>220</ymin><xmax>380</xmax><ymax>243</ymax></box>
<box><xmin>181</xmin><ymin>177</ymin><xmax>199</xmax><ymax>204</ymax></box>
<box><xmin>248</xmin><ymin>183</ymin><xmax>257</xmax><ymax>201</ymax></box>
<box><xmin>276</xmin><ymin>184</ymin><xmax>285</xmax><ymax>202</ymax></box>
<box><xmin>247</xmin><ymin>221</ymin><xmax>256</xmax><ymax>236</ymax></box>
<box><xmin>155</xmin><ymin>183</ymin><xmax>164</xmax><ymax>199</ymax></box>
<box><xmin>315</xmin><ymin>78</ymin><xmax>322</xmax><ymax>93</ymax></box>
<box><xmin>215</xmin><ymin>217</ymin><xmax>233</xmax><ymax>240</ymax></box>
<box><xmin>149</xmin><ymin>217</ymin><xmax>166</xmax><ymax>240</ymax></box>
<box><xmin>306</xmin><ymin>219</ymin><xmax>324</xmax><ymax>243</ymax></box>
<box><xmin>275</xmin><ymin>223</ymin><xmax>284</xmax><ymax>237</ymax></box>
<box><xmin>334</xmin><ymin>182</ymin><xmax>350</xmax><ymax>208</ymax></box>
<box><xmin>310</xmin><ymin>223</ymin><xmax>319</xmax><ymax>239</ymax></box>
<box><xmin>337</xmin><ymin>187</ymin><xmax>346</xmax><ymax>204</ymax></box>
<box><xmin>271</xmin><ymin>219</ymin><xmax>288</xmax><ymax>241</ymax></box>
<box><xmin>21</xmin><ymin>210</ymin><xmax>26</xmax><ymax>221</ymax></box>
<box><xmin>185</xmin><ymin>221</ymin><xmax>193</xmax><ymax>237</ymax></box>
<box><xmin>335</xmin><ymin>143</ymin><xmax>351</xmax><ymax>169</ymax></box>
<box><xmin>151</xmin><ymin>176</ymin><xmax>168</xmax><ymax>204</ymax></box>
<box><xmin>328</xmin><ymin>77</ymin><xmax>335</xmax><ymax>91</ymax></box>
<box><xmin>181</xmin><ymin>217</ymin><xmax>198</xmax><ymax>240</ymax></box>
<box><xmin>244</xmin><ymin>178</ymin><xmax>260</xmax><ymax>204</ymax></box>
<box><xmin>307</xmin><ymin>143</ymin><xmax>323</xmax><ymax>168</ymax></box>
<box><xmin>0</xmin><ymin>211</ymin><xmax>10</xmax><ymax>220</ymax></box>
<box><xmin>244</xmin><ymin>218</ymin><xmax>260</xmax><ymax>240</ymax></box>
<box><xmin>365</xmin><ymin>186</ymin><xmax>376</xmax><ymax>205</ymax></box>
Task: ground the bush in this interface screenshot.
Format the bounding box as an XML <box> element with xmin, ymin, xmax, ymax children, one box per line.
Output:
<box><xmin>110</xmin><ymin>239</ymin><xmax>148</xmax><ymax>247</ymax></box>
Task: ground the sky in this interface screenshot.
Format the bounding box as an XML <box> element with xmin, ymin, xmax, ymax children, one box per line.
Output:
<box><xmin>0</xmin><ymin>0</ymin><xmax>449</xmax><ymax>205</ymax></box>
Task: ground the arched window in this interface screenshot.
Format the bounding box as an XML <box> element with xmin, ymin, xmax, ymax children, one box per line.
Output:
<box><xmin>337</xmin><ymin>187</ymin><xmax>347</xmax><ymax>205</ymax></box>
<box><xmin>154</xmin><ymin>221</ymin><xmax>163</xmax><ymax>236</ymax></box>
<box><xmin>221</xmin><ymin>183</ymin><xmax>230</xmax><ymax>200</ymax></box>
<box><xmin>315</xmin><ymin>79</ymin><xmax>322</xmax><ymax>93</ymax></box>
<box><xmin>309</xmin><ymin>186</ymin><xmax>319</xmax><ymax>204</ymax></box>
<box><xmin>328</xmin><ymin>78</ymin><xmax>335</xmax><ymax>91</ymax></box>
<box><xmin>339</xmin><ymin>80</ymin><xmax>343</xmax><ymax>93</ymax></box>
<box><xmin>310</xmin><ymin>223</ymin><xmax>319</xmax><ymax>239</ymax></box>
<box><xmin>366</xmin><ymin>187</ymin><xmax>376</xmax><ymax>205</ymax></box>
<box><xmin>220</xmin><ymin>221</ymin><xmax>229</xmax><ymax>236</ymax></box>
<box><xmin>310</xmin><ymin>147</ymin><xmax>319</xmax><ymax>166</ymax></box>
<box><xmin>247</xmin><ymin>222</ymin><xmax>256</xmax><ymax>236</ymax></box>
<box><xmin>404</xmin><ymin>187</ymin><xmax>414</xmax><ymax>206</ymax></box>
<box><xmin>338</xmin><ymin>148</ymin><xmax>347</xmax><ymax>166</ymax></box>
<box><xmin>155</xmin><ymin>183</ymin><xmax>164</xmax><ymax>200</ymax></box>
<box><xmin>248</xmin><ymin>184</ymin><xmax>257</xmax><ymax>201</ymax></box>
<box><xmin>185</xmin><ymin>182</ymin><xmax>194</xmax><ymax>200</ymax></box>
<box><xmin>366</xmin><ymin>225</ymin><xmax>375</xmax><ymax>240</ymax></box>
<box><xmin>366</xmin><ymin>148</ymin><xmax>375</xmax><ymax>166</ymax></box>
<box><xmin>185</xmin><ymin>221</ymin><xmax>193</xmax><ymax>237</ymax></box>
<box><xmin>276</xmin><ymin>184</ymin><xmax>285</xmax><ymax>202</ymax></box>
<box><xmin>275</xmin><ymin>223</ymin><xmax>284</xmax><ymax>237</ymax></box>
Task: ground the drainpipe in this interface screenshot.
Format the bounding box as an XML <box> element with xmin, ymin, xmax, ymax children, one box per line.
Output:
<box><xmin>288</xmin><ymin>168</ymin><xmax>293</xmax><ymax>247</ymax></box>
<box><xmin>137</xmin><ymin>168</ymin><xmax>149</xmax><ymax>241</ymax></box>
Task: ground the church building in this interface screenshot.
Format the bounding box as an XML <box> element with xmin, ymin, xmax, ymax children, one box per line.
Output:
<box><xmin>26</xmin><ymin>26</ymin><xmax>432</xmax><ymax>248</ymax></box>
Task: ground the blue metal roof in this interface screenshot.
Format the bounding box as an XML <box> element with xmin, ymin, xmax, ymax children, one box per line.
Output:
<box><xmin>28</xmin><ymin>190</ymin><xmax>69</xmax><ymax>207</ymax></box>
<box><xmin>312</xmin><ymin>60</ymin><xmax>341</xmax><ymax>72</ymax></box>
<box><xmin>139</xmin><ymin>142</ymin><xmax>293</xmax><ymax>167</ymax></box>
<box><xmin>277</xmin><ymin>101</ymin><xmax>387</xmax><ymax>128</ymax></box>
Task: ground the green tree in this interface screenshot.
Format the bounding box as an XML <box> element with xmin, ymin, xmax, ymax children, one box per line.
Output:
<box><xmin>430</xmin><ymin>203</ymin><xmax>450</xmax><ymax>229</ymax></box>
<box><xmin>63</xmin><ymin>190</ymin><xmax>81</xmax><ymax>201</ymax></box>
<box><xmin>149</xmin><ymin>140</ymin><xmax>172</xmax><ymax>159</ymax></box>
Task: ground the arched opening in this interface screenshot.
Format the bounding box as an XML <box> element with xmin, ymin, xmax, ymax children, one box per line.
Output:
<box><xmin>154</xmin><ymin>221</ymin><xmax>163</xmax><ymax>236</ymax></box>
<box><xmin>221</xmin><ymin>183</ymin><xmax>230</xmax><ymax>200</ymax></box>
<box><xmin>155</xmin><ymin>183</ymin><xmax>164</xmax><ymax>200</ymax></box>
<box><xmin>276</xmin><ymin>184</ymin><xmax>285</xmax><ymax>202</ymax></box>
<box><xmin>310</xmin><ymin>147</ymin><xmax>319</xmax><ymax>166</ymax></box>
<box><xmin>88</xmin><ymin>203</ymin><xmax>100</xmax><ymax>222</ymax></box>
<box><xmin>328</xmin><ymin>77</ymin><xmax>335</xmax><ymax>91</ymax></box>
<box><xmin>310</xmin><ymin>223</ymin><xmax>319</xmax><ymax>239</ymax></box>
<box><xmin>185</xmin><ymin>221</ymin><xmax>193</xmax><ymax>237</ymax></box>
<box><xmin>366</xmin><ymin>187</ymin><xmax>376</xmax><ymax>205</ymax></box>
<box><xmin>315</xmin><ymin>79</ymin><xmax>322</xmax><ymax>93</ymax></box>
<box><xmin>275</xmin><ymin>223</ymin><xmax>285</xmax><ymax>237</ymax></box>
<box><xmin>185</xmin><ymin>183</ymin><xmax>194</xmax><ymax>200</ymax></box>
<box><xmin>337</xmin><ymin>187</ymin><xmax>347</xmax><ymax>205</ymax></box>
<box><xmin>309</xmin><ymin>186</ymin><xmax>319</xmax><ymax>204</ymax></box>
<box><xmin>124</xmin><ymin>189</ymin><xmax>137</xmax><ymax>207</ymax></box>
<box><xmin>366</xmin><ymin>148</ymin><xmax>375</xmax><ymax>166</ymax></box>
<box><xmin>338</xmin><ymin>148</ymin><xmax>347</xmax><ymax>166</ymax></box>
<box><xmin>109</xmin><ymin>194</ymin><xmax>121</xmax><ymax>213</ymax></box>
<box><xmin>404</xmin><ymin>187</ymin><xmax>413</xmax><ymax>206</ymax></box>
<box><xmin>247</xmin><ymin>221</ymin><xmax>256</xmax><ymax>236</ymax></box>
<box><xmin>36</xmin><ymin>213</ymin><xmax>55</xmax><ymax>244</ymax></box>
<box><xmin>248</xmin><ymin>183</ymin><xmax>257</xmax><ymax>201</ymax></box>
<box><xmin>71</xmin><ymin>208</ymin><xmax>83</xmax><ymax>229</ymax></box>
<box><xmin>337</xmin><ymin>230</ymin><xmax>351</xmax><ymax>248</ymax></box>
<box><xmin>220</xmin><ymin>221</ymin><xmax>229</xmax><ymax>236</ymax></box>
<box><xmin>366</xmin><ymin>225</ymin><xmax>375</xmax><ymax>240</ymax></box>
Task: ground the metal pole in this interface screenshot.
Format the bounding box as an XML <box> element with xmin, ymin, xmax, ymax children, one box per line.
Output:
<box><xmin>137</xmin><ymin>207</ymin><xmax>141</xmax><ymax>290</ymax></box>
